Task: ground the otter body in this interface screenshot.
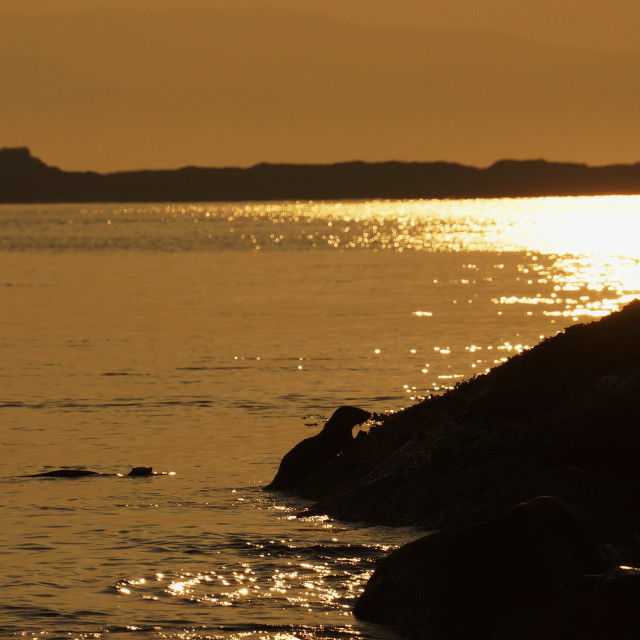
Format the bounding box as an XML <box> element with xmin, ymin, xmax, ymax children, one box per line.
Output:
<box><xmin>22</xmin><ymin>466</ymin><xmax>154</xmax><ymax>478</ymax></box>
<box><xmin>267</xmin><ymin>406</ymin><xmax>371</xmax><ymax>491</ymax></box>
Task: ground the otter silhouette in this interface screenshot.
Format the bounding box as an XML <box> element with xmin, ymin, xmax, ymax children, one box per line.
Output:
<box><xmin>22</xmin><ymin>466</ymin><xmax>154</xmax><ymax>478</ymax></box>
<box><xmin>266</xmin><ymin>406</ymin><xmax>371</xmax><ymax>491</ymax></box>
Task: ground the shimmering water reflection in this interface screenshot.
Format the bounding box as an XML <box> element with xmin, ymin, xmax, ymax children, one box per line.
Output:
<box><xmin>3</xmin><ymin>195</ymin><xmax>639</xmax><ymax>255</ymax></box>
<box><xmin>114</xmin><ymin>195</ymin><xmax>640</xmax><ymax>257</ymax></box>
<box><xmin>105</xmin><ymin>490</ymin><xmax>419</xmax><ymax>640</ymax></box>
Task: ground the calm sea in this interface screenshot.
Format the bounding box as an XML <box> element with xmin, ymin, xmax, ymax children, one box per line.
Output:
<box><xmin>2</xmin><ymin>197</ymin><xmax>639</xmax><ymax>640</ymax></box>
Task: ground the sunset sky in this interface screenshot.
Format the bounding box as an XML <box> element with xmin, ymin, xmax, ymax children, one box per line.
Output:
<box><xmin>2</xmin><ymin>0</ymin><xmax>639</xmax><ymax>172</ymax></box>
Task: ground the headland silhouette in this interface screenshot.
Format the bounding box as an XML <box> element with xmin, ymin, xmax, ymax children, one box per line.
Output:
<box><xmin>2</xmin><ymin>147</ymin><xmax>640</xmax><ymax>203</ymax></box>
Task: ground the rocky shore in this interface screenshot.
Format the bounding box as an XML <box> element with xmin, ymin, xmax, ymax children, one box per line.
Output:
<box><xmin>272</xmin><ymin>300</ymin><xmax>640</xmax><ymax>639</ymax></box>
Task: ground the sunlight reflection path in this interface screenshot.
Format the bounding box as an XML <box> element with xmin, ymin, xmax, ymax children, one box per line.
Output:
<box><xmin>65</xmin><ymin>194</ymin><xmax>640</xmax><ymax>257</ymax></box>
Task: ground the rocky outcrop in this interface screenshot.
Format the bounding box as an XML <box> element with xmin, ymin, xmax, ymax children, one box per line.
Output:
<box><xmin>493</xmin><ymin>566</ymin><xmax>640</xmax><ymax>639</ymax></box>
<box><xmin>355</xmin><ymin>492</ymin><xmax>635</xmax><ymax>639</ymax></box>
<box><xmin>271</xmin><ymin>300</ymin><xmax>640</xmax><ymax>638</ymax></box>
<box><xmin>295</xmin><ymin>300</ymin><xmax>640</xmax><ymax>529</ymax></box>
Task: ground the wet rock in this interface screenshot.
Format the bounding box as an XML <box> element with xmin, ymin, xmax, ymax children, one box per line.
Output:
<box><xmin>355</xmin><ymin>496</ymin><xmax>622</xmax><ymax>640</ymax></box>
<box><xmin>494</xmin><ymin>566</ymin><xmax>640</xmax><ymax>639</ymax></box>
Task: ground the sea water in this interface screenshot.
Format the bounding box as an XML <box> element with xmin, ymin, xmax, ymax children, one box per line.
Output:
<box><xmin>1</xmin><ymin>197</ymin><xmax>639</xmax><ymax>639</ymax></box>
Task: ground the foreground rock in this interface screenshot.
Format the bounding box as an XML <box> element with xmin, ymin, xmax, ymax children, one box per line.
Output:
<box><xmin>355</xmin><ymin>492</ymin><xmax>634</xmax><ymax>639</ymax></box>
<box><xmin>493</xmin><ymin>566</ymin><xmax>640</xmax><ymax>639</ymax></box>
<box><xmin>269</xmin><ymin>300</ymin><xmax>640</xmax><ymax>638</ymax></box>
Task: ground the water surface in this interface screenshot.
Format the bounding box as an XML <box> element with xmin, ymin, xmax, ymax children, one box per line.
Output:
<box><xmin>2</xmin><ymin>197</ymin><xmax>639</xmax><ymax>639</ymax></box>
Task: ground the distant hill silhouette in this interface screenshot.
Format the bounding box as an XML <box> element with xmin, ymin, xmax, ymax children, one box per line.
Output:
<box><xmin>3</xmin><ymin>7</ymin><xmax>640</xmax><ymax>171</ymax></box>
<box><xmin>2</xmin><ymin>147</ymin><xmax>640</xmax><ymax>203</ymax></box>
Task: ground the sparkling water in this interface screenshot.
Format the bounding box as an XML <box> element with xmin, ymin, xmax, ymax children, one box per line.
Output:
<box><xmin>1</xmin><ymin>197</ymin><xmax>639</xmax><ymax>639</ymax></box>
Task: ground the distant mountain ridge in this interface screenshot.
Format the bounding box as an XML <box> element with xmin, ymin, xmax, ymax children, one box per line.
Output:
<box><xmin>2</xmin><ymin>147</ymin><xmax>640</xmax><ymax>203</ymax></box>
<box><xmin>3</xmin><ymin>5</ymin><xmax>640</xmax><ymax>171</ymax></box>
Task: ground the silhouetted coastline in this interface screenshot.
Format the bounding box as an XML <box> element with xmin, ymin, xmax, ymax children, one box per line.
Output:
<box><xmin>3</xmin><ymin>147</ymin><xmax>640</xmax><ymax>203</ymax></box>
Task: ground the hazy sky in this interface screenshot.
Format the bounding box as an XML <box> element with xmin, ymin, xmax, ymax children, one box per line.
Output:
<box><xmin>2</xmin><ymin>0</ymin><xmax>640</xmax><ymax>171</ymax></box>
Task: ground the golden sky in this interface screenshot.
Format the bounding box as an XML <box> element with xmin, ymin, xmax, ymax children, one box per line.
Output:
<box><xmin>2</xmin><ymin>0</ymin><xmax>640</xmax><ymax>171</ymax></box>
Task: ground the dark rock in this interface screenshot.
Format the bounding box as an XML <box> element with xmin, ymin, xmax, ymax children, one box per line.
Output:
<box><xmin>355</xmin><ymin>496</ymin><xmax>624</xmax><ymax>640</ymax></box>
<box><xmin>266</xmin><ymin>406</ymin><xmax>371</xmax><ymax>491</ymax></box>
<box><xmin>494</xmin><ymin>566</ymin><xmax>640</xmax><ymax>639</ymax></box>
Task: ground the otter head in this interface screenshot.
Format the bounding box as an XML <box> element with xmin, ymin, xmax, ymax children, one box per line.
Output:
<box><xmin>320</xmin><ymin>406</ymin><xmax>371</xmax><ymax>446</ymax></box>
<box><xmin>127</xmin><ymin>466</ymin><xmax>153</xmax><ymax>477</ymax></box>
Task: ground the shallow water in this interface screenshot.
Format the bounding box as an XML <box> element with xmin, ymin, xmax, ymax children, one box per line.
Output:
<box><xmin>1</xmin><ymin>197</ymin><xmax>639</xmax><ymax>639</ymax></box>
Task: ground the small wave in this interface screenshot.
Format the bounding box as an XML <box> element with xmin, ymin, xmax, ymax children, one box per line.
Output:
<box><xmin>1</xmin><ymin>397</ymin><xmax>217</xmax><ymax>412</ymax></box>
<box><xmin>14</xmin><ymin>543</ymin><xmax>55</xmax><ymax>551</ymax></box>
<box><xmin>229</xmin><ymin>399</ymin><xmax>287</xmax><ymax>415</ymax></box>
<box><xmin>241</xmin><ymin>538</ymin><xmax>386</xmax><ymax>565</ymax></box>
<box><xmin>101</xmin><ymin>372</ymin><xmax>151</xmax><ymax>377</ymax></box>
<box><xmin>181</xmin><ymin>623</ymin><xmax>366</xmax><ymax>639</ymax></box>
<box><xmin>0</xmin><ymin>603</ymin><xmax>77</xmax><ymax>619</ymax></box>
<box><xmin>175</xmin><ymin>365</ymin><xmax>253</xmax><ymax>371</ymax></box>
<box><xmin>0</xmin><ymin>622</ymin><xmax>369</xmax><ymax>640</ymax></box>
